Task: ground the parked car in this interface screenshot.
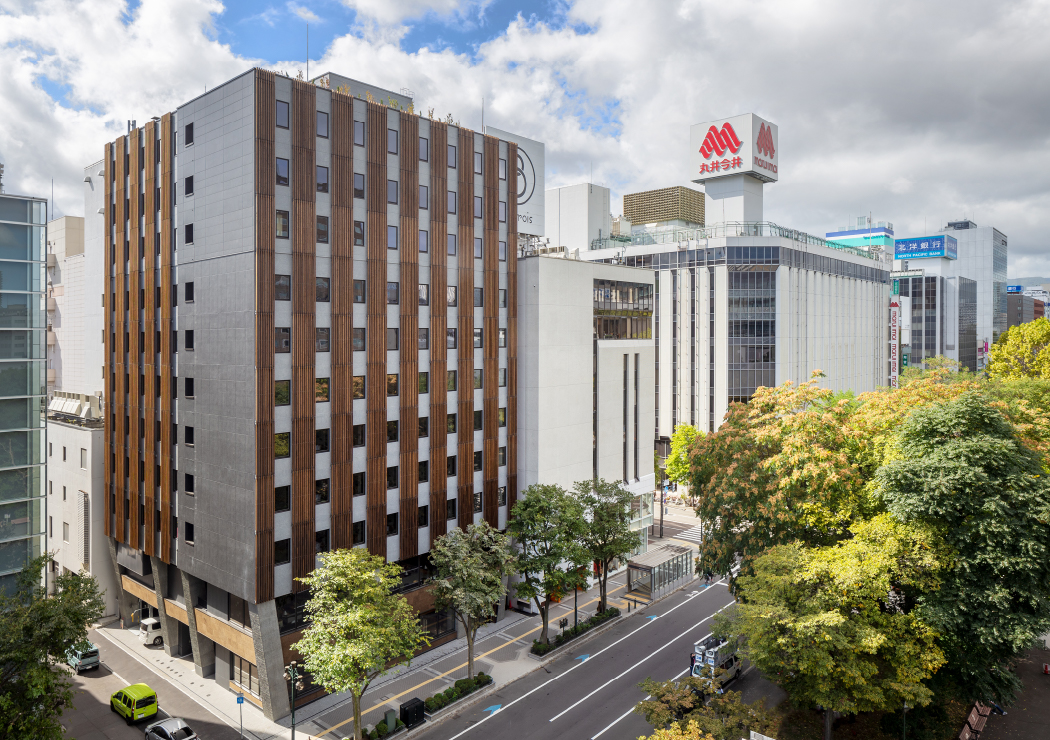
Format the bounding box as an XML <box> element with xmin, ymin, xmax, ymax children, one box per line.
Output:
<box><xmin>111</xmin><ymin>683</ymin><xmax>159</xmax><ymax>725</ymax></box>
<box><xmin>145</xmin><ymin>717</ymin><xmax>199</xmax><ymax>740</ymax></box>
<box><xmin>66</xmin><ymin>641</ymin><xmax>100</xmax><ymax>673</ymax></box>
<box><xmin>139</xmin><ymin>617</ymin><xmax>163</xmax><ymax>646</ymax></box>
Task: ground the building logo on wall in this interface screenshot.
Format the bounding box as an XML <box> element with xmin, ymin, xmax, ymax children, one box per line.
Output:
<box><xmin>699</xmin><ymin>123</ymin><xmax>742</xmax><ymax>159</ymax></box>
<box><xmin>485</xmin><ymin>126</ymin><xmax>545</xmax><ymax>237</ymax></box>
<box><xmin>894</xmin><ymin>235</ymin><xmax>958</xmax><ymax>261</ymax></box>
<box><xmin>690</xmin><ymin>114</ymin><xmax>778</xmax><ymax>185</ymax></box>
<box><xmin>756</xmin><ymin>123</ymin><xmax>776</xmax><ymax>158</ymax></box>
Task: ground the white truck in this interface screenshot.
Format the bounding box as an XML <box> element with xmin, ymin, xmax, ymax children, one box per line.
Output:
<box><xmin>689</xmin><ymin>635</ymin><xmax>741</xmax><ymax>689</ymax></box>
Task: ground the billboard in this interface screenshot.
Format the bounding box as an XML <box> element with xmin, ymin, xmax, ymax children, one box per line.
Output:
<box><xmin>889</xmin><ymin>300</ymin><xmax>900</xmax><ymax>389</ymax></box>
<box><xmin>1007</xmin><ymin>285</ymin><xmax>1023</xmax><ymax>293</ymax></box>
<box><xmin>485</xmin><ymin>126</ymin><xmax>545</xmax><ymax>237</ymax></box>
<box><xmin>894</xmin><ymin>235</ymin><xmax>958</xmax><ymax>260</ymax></box>
<box><xmin>689</xmin><ymin>113</ymin><xmax>779</xmax><ymax>185</ymax></box>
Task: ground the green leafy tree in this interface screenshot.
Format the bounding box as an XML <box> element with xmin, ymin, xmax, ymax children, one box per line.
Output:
<box><xmin>0</xmin><ymin>555</ymin><xmax>104</xmax><ymax>739</ymax></box>
<box><xmin>575</xmin><ymin>478</ymin><xmax>639</xmax><ymax>612</ymax></box>
<box><xmin>876</xmin><ymin>392</ymin><xmax>1050</xmax><ymax>704</ymax></box>
<box><xmin>635</xmin><ymin>676</ymin><xmax>707</xmax><ymax>728</ymax></box>
<box><xmin>987</xmin><ymin>317</ymin><xmax>1050</xmax><ymax>379</ymax></box>
<box><xmin>507</xmin><ymin>483</ymin><xmax>587</xmax><ymax>644</ymax></box>
<box><xmin>731</xmin><ymin>515</ymin><xmax>945</xmax><ymax>740</ymax></box>
<box><xmin>683</xmin><ymin>690</ymin><xmax>774</xmax><ymax>740</ymax></box>
<box><xmin>429</xmin><ymin>521</ymin><xmax>516</xmax><ymax>679</ymax></box>
<box><xmin>293</xmin><ymin>549</ymin><xmax>429</xmax><ymax>740</ymax></box>
<box><xmin>665</xmin><ymin>424</ymin><xmax>702</xmax><ymax>488</ymax></box>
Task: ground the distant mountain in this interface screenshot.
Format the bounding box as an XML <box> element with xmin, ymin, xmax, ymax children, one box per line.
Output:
<box><xmin>1007</xmin><ymin>277</ymin><xmax>1050</xmax><ymax>287</ymax></box>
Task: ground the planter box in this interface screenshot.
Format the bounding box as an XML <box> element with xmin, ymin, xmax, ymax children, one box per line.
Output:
<box><xmin>422</xmin><ymin>680</ymin><xmax>496</xmax><ymax>720</ymax></box>
<box><xmin>527</xmin><ymin>614</ymin><xmax>623</xmax><ymax>661</ymax></box>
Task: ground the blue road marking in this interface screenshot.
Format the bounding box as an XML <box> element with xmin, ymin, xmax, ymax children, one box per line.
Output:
<box><xmin>482</xmin><ymin>705</ymin><xmax>501</xmax><ymax>716</ymax></box>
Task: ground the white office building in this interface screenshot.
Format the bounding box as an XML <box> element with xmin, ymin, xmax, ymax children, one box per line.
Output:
<box><xmin>544</xmin><ymin>183</ymin><xmax>612</xmax><ymax>253</ymax></box>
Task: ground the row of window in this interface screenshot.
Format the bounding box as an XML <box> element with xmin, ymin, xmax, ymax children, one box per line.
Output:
<box><xmin>274</xmin><ymin>427</ymin><xmax>508</xmax><ymax>462</ymax></box>
<box><xmin>274</xmin><ymin>325</ymin><xmax>506</xmax><ymax>355</ymax></box>
<box><xmin>274</xmin><ymin>276</ymin><xmax>508</xmax><ymax>308</ymax></box>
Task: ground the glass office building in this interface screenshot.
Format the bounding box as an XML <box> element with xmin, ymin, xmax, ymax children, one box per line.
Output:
<box><xmin>0</xmin><ymin>192</ymin><xmax>47</xmax><ymax>593</ymax></box>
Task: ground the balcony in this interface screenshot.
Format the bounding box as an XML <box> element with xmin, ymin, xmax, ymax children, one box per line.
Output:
<box><xmin>46</xmin><ymin>254</ymin><xmax>57</xmax><ymax>269</ymax></box>
<box><xmin>46</xmin><ymin>297</ymin><xmax>57</xmax><ymax>312</ymax></box>
<box><xmin>46</xmin><ymin>330</ymin><xmax>56</xmax><ymax>346</ymax></box>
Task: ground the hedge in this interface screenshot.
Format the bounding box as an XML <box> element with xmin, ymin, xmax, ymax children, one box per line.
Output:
<box><xmin>423</xmin><ymin>672</ymin><xmax>493</xmax><ymax>713</ymax></box>
<box><xmin>531</xmin><ymin>607</ymin><xmax>621</xmax><ymax>656</ymax></box>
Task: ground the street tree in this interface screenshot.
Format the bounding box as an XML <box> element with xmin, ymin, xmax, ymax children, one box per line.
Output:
<box><xmin>640</xmin><ymin>719</ymin><xmax>718</xmax><ymax>740</ymax></box>
<box><xmin>507</xmin><ymin>483</ymin><xmax>587</xmax><ymax>644</ymax></box>
<box><xmin>665</xmin><ymin>424</ymin><xmax>702</xmax><ymax>489</ymax></box>
<box><xmin>293</xmin><ymin>549</ymin><xmax>429</xmax><ymax>740</ymax></box>
<box><xmin>575</xmin><ymin>478</ymin><xmax>639</xmax><ymax>612</ymax></box>
<box><xmin>429</xmin><ymin>521</ymin><xmax>517</xmax><ymax>679</ymax></box>
<box><xmin>876</xmin><ymin>392</ymin><xmax>1050</xmax><ymax>705</ymax></box>
<box><xmin>987</xmin><ymin>317</ymin><xmax>1050</xmax><ymax>379</ymax></box>
<box><xmin>0</xmin><ymin>555</ymin><xmax>105</xmax><ymax>740</ymax></box>
<box><xmin>634</xmin><ymin>676</ymin><xmax>707</xmax><ymax>728</ymax></box>
<box><xmin>731</xmin><ymin>515</ymin><xmax>945</xmax><ymax>740</ymax></box>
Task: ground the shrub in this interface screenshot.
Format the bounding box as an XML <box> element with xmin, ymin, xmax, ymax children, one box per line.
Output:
<box><xmin>395</xmin><ymin>718</ymin><xmax>406</xmax><ymax>729</ymax></box>
<box><xmin>376</xmin><ymin>721</ymin><xmax>388</xmax><ymax>737</ymax></box>
<box><xmin>455</xmin><ymin>678</ymin><xmax>472</xmax><ymax>693</ymax></box>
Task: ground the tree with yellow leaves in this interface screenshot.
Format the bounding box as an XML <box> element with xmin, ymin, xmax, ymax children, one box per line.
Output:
<box><xmin>987</xmin><ymin>317</ymin><xmax>1050</xmax><ymax>379</ymax></box>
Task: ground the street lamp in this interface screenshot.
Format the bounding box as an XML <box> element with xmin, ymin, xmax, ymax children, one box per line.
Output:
<box><xmin>285</xmin><ymin>661</ymin><xmax>304</xmax><ymax>740</ymax></box>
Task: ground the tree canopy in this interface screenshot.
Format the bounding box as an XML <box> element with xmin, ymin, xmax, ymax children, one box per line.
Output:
<box><xmin>665</xmin><ymin>424</ymin><xmax>702</xmax><ymax>487</ymax></box>
<box><xmin>575</xmin><ymin>478</ymin><xmax>639</xmax><ymax>612</ymax></box>
<box><xmin>987</xmin><ymin>317</ymin><xmax>1050</xmax><ymax>379</ymax></box>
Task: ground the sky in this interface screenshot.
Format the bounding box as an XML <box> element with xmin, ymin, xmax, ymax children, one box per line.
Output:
<box><xmin>2</xmin><ymin>0</ymin><xmax>1050</xmax><ymax>277</ymax></box>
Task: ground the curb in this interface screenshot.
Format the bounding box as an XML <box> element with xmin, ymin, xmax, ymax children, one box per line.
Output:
<box><xmin>525</xmin><ymin>615</ymin><xmax>624</xmax><ymax>662</ymax></box>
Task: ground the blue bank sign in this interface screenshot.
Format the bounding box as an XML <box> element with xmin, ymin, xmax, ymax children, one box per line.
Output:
<box><xmin>894</xmin><ymin>235</ymin><xmax>958</xmax><ymax>260</ymax></box>
<box><xmin>1007</xmin><ymin>285</ymin><xmax>1024</xmax><ymax>293</ymax></box>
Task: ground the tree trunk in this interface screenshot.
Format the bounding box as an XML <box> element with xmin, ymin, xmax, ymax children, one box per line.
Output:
<box><xmin>824</xmin><ymin>707</ymin><xmax>833</xmax><ymax>740</ymax></box>
<box><xmin>352</xmin><ymin>691</ymin><xmax>363</xmax><ymax>740</ymax></box>
<box><xmin>538</xmin><ymin>597</ymin><xmax>549</xmax><ymax>644</ymax></box>
<box><xmin>466</xmin><ymin>615</ymin><xmax>475</xmax><ymax>679</ymax></box>
<box><xmin>600</xmin><ymin>563</ymin><xmax>610</xmax><ymax>613</ymax></box>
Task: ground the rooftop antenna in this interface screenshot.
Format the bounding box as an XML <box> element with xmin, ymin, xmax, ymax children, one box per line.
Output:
<box><xmin>481</xmin><ymin>97</ymin><xmax>484</xmax><ymax>133</ymax></box>
<box><xmin>306</xmin><ymin>24</ymin><xmax>309</xmax><ymax>81</ymax></box>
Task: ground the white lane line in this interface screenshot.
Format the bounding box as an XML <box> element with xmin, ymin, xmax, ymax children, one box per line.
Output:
<box><xmin>548</xmin><ymin>612</ymin><xmax>728</xmax><ymax>722</ymax></box>
<box><xmin>443</xmin><ymin>583</ymin><xmax>730</xmax><ymax>740</ymax></box>
<box><xmin>590</xmin><ymin>666</ymin><xmax>691</xmax><ymax>740</ymax></box>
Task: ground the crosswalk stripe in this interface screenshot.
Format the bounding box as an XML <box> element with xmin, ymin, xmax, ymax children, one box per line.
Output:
<box><xmin>672</xmin><ymin>525</ymin><xmax>706</xmax><ymax>543</ymax></box>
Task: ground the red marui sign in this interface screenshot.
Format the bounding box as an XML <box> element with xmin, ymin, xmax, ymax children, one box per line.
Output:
<box><xmin>755</xmin><ymin>122</ymin><xmax>777</xmax><ymax>174</ymax></box>
<box><xmin>691</xmin><ymin>114</ymin><xmax>779</xmax><ymax>184</ymax></box>
<box><xmin>700</xmin><ymin>123</ymin><xmax>743</xmax><ymax>159</ymax></box>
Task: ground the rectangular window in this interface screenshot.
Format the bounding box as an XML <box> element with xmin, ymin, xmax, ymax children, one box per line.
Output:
<box><xmin>352</xmin><ymin>327</ymin><xmax>366</xmax><ymax>351</ymax></box>
<box><xmin>186</xmin><ymin>281</ymin><xmax>195</xmax><ymax>302</ymax></box>
<box><xmin>386</xmin><ymin>512</ymin><xmax>398</xmax><ymax>535</ymax></box>
<box><xmin>473</xmin><ymin>369</ymin><xmax>483</xmax><ymax>389</ymax></box>
<box><xmin>447</xmin><ymin>370</ymin><xmax>457</xmax><ymax>391</ymax></box>
<box><xmin>388</xmin><ymin>128</ymin><xmax>398</xmax><ymax>154</ymax></box>
<box><xmin>276</xmin><ymin>327</ymin><xmax>291</xmax><ymax>353</ymax></box>
<box><xmin>448</xmin><ymin>144</ymin><xmax>457</xmax><ymax>166</ymax></box>
<box><xmin>419</xmin><ymin>136</ymin><xmax>429</xmax><ymax>161</ymax></box>
<box><xmin>185</xmin><ymin>176</ymin><xmax>194</xmax><ymax>196</ymax></box>
<box><xmin>387</xmin><ymin>374</ymin><xmax>399</xmax><ymax>396</ymax></box>
<box><xmin>499</xmin><ymin>241</ymin><xmax>507</xmax><ymax>261</ymax></box>
<box><xmin>185</xmin><ymin>377</ymin><xmax>195</xmax><ymax>398</ymax></box>
<box><xmin>498</xmin><ymin>328</ymin><xmax>507</xmax><ymax>347</ymax></box>
<box><xmin>185</xmin><ymin>122</ymin><xmax>194</xmax><ymax>145</ymax></box>
<box><xmin>448</xmin><ymin>455</ymin><xmax>457</xmax><ymax>477</ymax></box>
<box><xmin>353</xmin><ymin>376</ymin><xmax>365</xmax><ymax>399</ymax></box>
<box><xmin>473</xmin><ymin>328</ymin><xmax>483</xmax><ymax>348</ymax></box>
<box><xmin>275</xmin><ymin>485</ymin><xmax>291</xmax><ymax>512</ymax></box>
<box><xmin>185</xmin><ymin>330</ymin><xmax>195</xmax><ymax>350</ymax></box>
<box><xmin>354</xmin><ymin>120</ymin><xmax>365</xmax><ymax>146</ymax></box>
<box><xmin>447</xmin><ymin>191</ymin><xmax>456</xmax><ymax>214</ymax></box>
<box><xmin>474</xmin><ymin>151</ymin><xmax>482</xmax><ymax>174</ymax></box>
<box><xmin>387</xmin><ymin>179</ymin><xmax>399</xmax><ymax>204</ymax></box>
<box><xmin>474</xmin><ymin>237</ymin><xmax>483</xmax><ymax>259</ymax></box>
<box><xmin>474</xmin><ymin>287</ymin><xmax>483</xmax><ymax>307</ymax></box>
<box><xmin>387</xmin><ymin>420</ymin><xmax>399</xmax><ymax>443</ymax></box>
<box><xmin>354</xmin><ymin>173</ymin><xmax>365</xmax><ymax>199</ymax></box>
<box><xmin>354</xmin><ymin>221</ymin><xmax>365</xmax><ymax>246</ymax></box>
<box><xmin>316</xmin><ymin>529</ymin><xmax>330</xmax><ymax>553</ymax></box>
<box><xmin>353</xmin><ymin>472</ymin><xmax>366</xmax><ymax>496</ymax></box>
<box><xmin>353</xmin><ymin>279</ymin><xmax>366</xmax><ymax>303</ymax></box>
<box><xmin>277</xmin><ymin>100</ymin><xmax>290</xmax><ymax>129</ymax></box>
<box><xmin>387</xmin><ymin>467</ymin><xmax>398</xmax><ymax>490</ymax></box>
<box><xmin>498</xmin><ymin>486</ymin><xmax>507</xmax><ymax>505</ymax></box>
<box><xmin>316</xmin><ymin>327</ymin><xmax>331</xmax><ymax>352</ymax></box>
<box><xmin>387</xmin><ymin>224</ymin><xmax>398</xmax><ymax>250</ymax></box>
<box><xmin>447</xmin><ymin>413</ymin><xmax>457</xmax><ymax>434</ymax></box>
<box><xmin>473</xmin><ymin>450</ymin><xmax>483</xmax><ymax>472</ymax></box>
<box><xmin>447</xmin><ymin>498</ymin><xmax>457</xmax><ymax>520</ymax></box>
<box><xmin>185</xmin><ymin>426</ymin><xmax>195</xmax><ymax>446</ymax></box>
<box><xmin>80</xmin><ymin>448</ymin><xmax>88</xmax><ymax>468</ymax></box>
<box><xmin>419</xmin><ymin>229</ymin><xmax>429</xmax><ymax>253</ymax></box>
<box><xmin>418</xmin><ymin>503</ymin><xmax>429</xmax><ymax>525</ymax></box>
<box><xmin>418</xmin><ymin>284</ymin><xmax>430</xmax><ymax>305</ymax></box>
<box><xmin>474</xmin><ymin>410</ymin><xmax>483</xmax><ymax>431</ymax></box>
<box><xmin>317</xmin><ymin>166</ymin><xmax>329</xmax><ymax>193</ymax></box>
<box><xmin>317</xmin><ymin>110</ymin><xmax>329</xmax><ymax>138</ymax></box>
<box><xmin>275</xmin><ymin>538</ymin><xmax>291</xmax><ymax>565</ymax></box>
<box><xmin>317</xmin><ymin>216</ymin><xmax>329</xmax><ymax>243</ymax></box>
<box><xmin>473</xmin><ymin>196</ymin><xmax>483</xmax><ymax>220</ymax></box>
<box><xmin>315</xmin><ymin>429</ymin><xmax>330</xmax><ymax>453</ymax></box>
<box><xmin>447</xmin><ymin>286</ymin><xmax>458</xmax><ymax>306</ymax></box>
<box><xmin>418</xmin><ymin>328</ymin><xmax>429</xmax><ymax>350</ymax></box>
<box><xmin>418</xmin><ymin>416</ymin><xmax>429</xmax><ymax>437</ymax></box>
<box><xmin>353</xmin><ymin>520</ymin><xmax>365</xmax><ymax>545</ymax></box>
<box><xmin>420</xmin><ymin>184</ymin><xmax>429</xmax><ymax>209</ymax></box>
<box><xmin>419</xmin><ymin>372</ymin><xmax>429</xmax><ymax>394</ymax></box>
<box><xmin>499</xmin><ymin>201</ymin><xmax>507</xmax><ymax>222</ymax></box>
<box><xmin>473</xmin><ymin>490</ymin><xmax>482</xmax><ymax>513</ymax></box>
<box><xmin>447</xmin><ymin>328</ymin><xmax>457</xmax><ymax>349</ymax></box>
<box><xmin>353</xmin><ymin>424</ymin><xmax>365</xmax><ymax>447</ymax></box>
<box><xmin>387</xmin><ymin>328</ymin><xmax>399</xmax><ymax>350</ymax></box>
<box><xmin>275</xmin><ymin>274</ymin><xmax>291</xmax><ymax>300</ymax></box>
<box><xmin>315</xmin><ymin>377</ymin><xmax>330</xmax><ymax>402</ymax></box>
<box><xmin>185</xmin><ymin>224</ymin><xmax>194</xmax><ymax>244</ymax></box>
<box><xmin>276</xmin><ymin>210</ymin><xmax>289</xmax><ymax>238</ymax></box>
<box><xmin>498</xmin><ymin>446</ymin><xmax>507</xmax><ymax>466</ymax></box>
<box><xmin>184</xmin><ymin>474</ymin><xmax>195</xmax><ymax>494</ymax></box>
<box><xmin>275</xmin><ymin>432</ymin><xmax>290</xmax><ymax>458</ymax></box>
<box><xmin>498</xmin><ymin>407</ymin><xmax>506</xmax><ymax>427</ymax></box>
<box><xmin>315</xmin><ymin>478</ymin><xmax>330</xmax><ymax>504</ymax></box>
<box><xmin>387</xmin><ymin>282</ymin><xmax>400</xmax><ymax>304</ymax></box>
<box><xmin>276</xmin><ymin>158</ymin><xmax>289</xmax><ymax>186</ymax></box>
<box><xmin>447</xmin><ymin>233</ymin><xmax>457</xmax><ymax>255</ymax></box>
<box><xmin>316</xmin><ymin>277</ymin><xmax>331</xmax><ymax>301</ymax></box>
<box><xmin>499</xmin><ymin>158</ymin><xmax>507</xmax><ymax>180</ymax></box>
<box><xmin>499</xmin><ymin>288</ymin><xmax>507</xmax><ymax>308</ymax></box>
<box><xmin>499</xmin><ymin>368</ymin><xmax>507</xmax><ymax>387</ymax></box>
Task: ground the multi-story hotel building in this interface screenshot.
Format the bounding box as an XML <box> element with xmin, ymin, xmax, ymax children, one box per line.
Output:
<box><xmin>101</xmin><ymin>67</ymin><xmax>523</xmax><ymax>719</ymax></box>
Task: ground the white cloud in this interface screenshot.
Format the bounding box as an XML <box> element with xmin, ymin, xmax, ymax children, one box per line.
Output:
<box><xmin>288</xmin><ymin>2</ymin><xmax>321</xmax><ymax>24</ymax></box>
<box><xmin>3</xmin><ymin>0</ymin><xmax>1050</xmax><ymax>275</ymax></box>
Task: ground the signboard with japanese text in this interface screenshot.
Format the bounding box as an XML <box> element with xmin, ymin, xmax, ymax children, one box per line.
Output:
<box><xmin>690</xmin><ymin>113</ymin><xmax>778</xmax><ymax>185</ymax></box>
<box><xmin>1007</xmin><ymin>285</ymin><xmax>1023</xmax><ymax>293</ymax></box>
<box><xmin>894</xmin><ymin>235</ymin><xmax>958</xmax><ymax>260</ymax></box>
<box><xmin>485</xmin><ymin>126</ymin><xmax>545</xmax><ymax>237</ymax></box>
<box><xmin>889</xmin><ymin>300</ymin><xmax>901</xmax><ymax>388</ymax></box>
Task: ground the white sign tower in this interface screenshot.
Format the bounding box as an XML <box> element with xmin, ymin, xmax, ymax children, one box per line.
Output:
<box><xmin>689</xmin><ymin>113</ymin><xmax>778</xmax><ymax>224</ymax></box>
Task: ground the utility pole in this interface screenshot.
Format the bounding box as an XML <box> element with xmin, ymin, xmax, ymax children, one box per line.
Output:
<box><xmin>285</xmin><ymin>661</ymin><xmax>303</xmax><ymax>740</ymax></box>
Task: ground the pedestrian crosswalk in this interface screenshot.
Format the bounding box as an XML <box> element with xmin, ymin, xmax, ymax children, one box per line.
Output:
<box><xmin>672</xmin><ymin>524</ymin><xmax>706</xmax><ymax>544</ymax></box>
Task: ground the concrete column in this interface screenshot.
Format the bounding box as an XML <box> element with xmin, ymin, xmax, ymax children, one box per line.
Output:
<box><xmin>149</xmin><ymin>556</ymin><xmax>180</xmax><ymax>656</ymax></box>
<box><xmin>180</xmin><ymin>571</ymin><xmax>215</xmax><ymax>677</ymax></box>
<box><xmin>106</xmin><ymin>537</ymin><xmax>135</xmax><ymax>626</ymax></box>
<box><xmin>249</xmin><ymin>599</ymin><xmax>291</xmax><ymax>722</ymax></box>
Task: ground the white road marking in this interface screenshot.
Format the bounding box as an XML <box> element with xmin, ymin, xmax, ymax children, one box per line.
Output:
<box><xmin>590</xmin><ymin>666</ymin><xmax>691</xmax><ymax>740</ymax></box>
<box><xmin>443</xmin><ymin>584</ymin><xmax>729</xmax><ymax>740</ymax></box>
<box><xmin>671</xmin><ymin>524</ymin><xmax>706</xmax><ymax>544</ymax></box>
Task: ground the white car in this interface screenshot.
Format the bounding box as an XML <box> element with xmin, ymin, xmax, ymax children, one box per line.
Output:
<box><xmin>144</xmin><ymin>717</ymin><xmax>198</xmax><ymax>740</ymax></box>
<box><xmin>138</xmin><ymin>618</ymin><xmax>163</xmax><ymax>647</ymax></box>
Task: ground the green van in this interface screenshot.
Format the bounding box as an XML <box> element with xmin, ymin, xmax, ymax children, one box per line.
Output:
<box><xmin>66</xmin><ymin>641</ymin><xmax>100</xmax><ymax>673</ymax></box>
<box><xmin>110</xmin><ymin>683</ymin><xmax>158</xmax><ymax>725</ymax></box>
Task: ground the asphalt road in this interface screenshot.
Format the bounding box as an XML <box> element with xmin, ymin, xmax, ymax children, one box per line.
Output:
<box><xmin>62</xmin><ymin>627</ymin><xmax>244</xmax><ymax>740</ymax></box>
<box><xmin>414</xmin><ymin>578</ymin><xmax>745</xmax><ymax>740</ymax></box>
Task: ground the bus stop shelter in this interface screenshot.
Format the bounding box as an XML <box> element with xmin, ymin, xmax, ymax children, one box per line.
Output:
<box><xmin>625</xmin><ymin>544</ymin><xmax>694</xmax><ymax>602</ymax></box>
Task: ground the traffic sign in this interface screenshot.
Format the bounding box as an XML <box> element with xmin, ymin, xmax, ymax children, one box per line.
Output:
<box><xmin>237</xmin><ymin>694</ymin><xmax>244</xmax><ymax>704</ymax></box>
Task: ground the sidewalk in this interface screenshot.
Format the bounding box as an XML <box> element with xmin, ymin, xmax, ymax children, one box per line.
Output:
<box><xmin>96</xmin><ymin>571</ymin><xmax>639</xmax><ymax>740</ymax></box>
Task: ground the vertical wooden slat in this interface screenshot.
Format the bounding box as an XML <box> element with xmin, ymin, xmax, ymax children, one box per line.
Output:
<box><xmin>428</xmin><ymin>122</ymin><xmax>449</xmax><ymax>546</ymax></box>
<box><xmin>127</xmin><ymin>127</ymin><xmax>141</xmax><ymax>551</ymax></box>
<box><xmin>482</xmin><ymin>136</ymin><xmax>500</xmax><ymax>526</ymax></box>
<box><xmin>159</xmin><ymin>112</ymin><xmax>174</xmax><ymax>562</ymax></box>
<box><xmin>143</xmin><ymin>121</ymin><xmax>157</xmax><ymax>557</ymax></box>
<box><xmin>398</xmin><ymin>112</ymin><xmax>420</xmax><ymax>559</ymax></box>
<box><xmin>254</xmin><ymin>71</ymin><xmax>277</xmax><ymax>601</ymax></box>
<box><xmin>330</xmin><ymin>89</ymin><xmax>354</xmax><ymax>550</ymax></box>
<box><xmin>506</xmin><ymin>143</ymin><xmax>519</xmax><ymax>510</ymax></box>
<box><xmin>114</xmin><ymin>135</ymin><xmax>127</xmax><ymax>543</ymax></box>
<box><xmin>290</xmin><ymin>80</ymin><xmax>317</xmax><ymax>592</ymax></box>
<box><xmin>104</xmin><ymin>143</ymin><xmax>114</xmax><ymax>539</ymax></box>
<box><xmin>365</xmin><ymin>102</ymin><xmax>388</xmax><ymax>557</ymax></box>
<box><xmin>456</xmin><ymin>129</ymin><xmax>475</xmax><ymax>531</ymax></box>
